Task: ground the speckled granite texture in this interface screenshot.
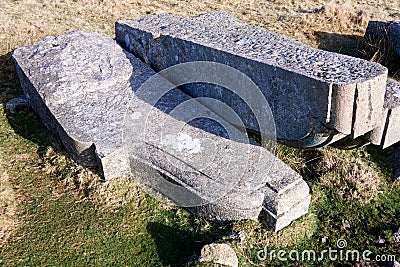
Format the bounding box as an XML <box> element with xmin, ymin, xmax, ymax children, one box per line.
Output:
<box><xmin>371</xmin><ymin>79</ymin><xmax>400</xmax><ymax>148</ymax></box>
<box><xmin>116</xmin><ymin>11</ymin><xmax>388</xmax><ymax>148</ymax></box>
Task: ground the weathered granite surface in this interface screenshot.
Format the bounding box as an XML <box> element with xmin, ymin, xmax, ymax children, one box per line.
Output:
<box><xmin>362</xmin><ymin>20</ymin><xmax>400</xmax><ymax>148</ymax></box>
<box><xmin>199</xmin><ymin>243</ymin><xmax>238</xmax><ymax>267</ymax></box>
<box><xmin>12</xmin><ymin>30</ymin><xmax>310</xmax><ymax>231</ymax></box>
<box><xmin>371</xmin><ymin>79</ymin><xmax>400</xmax><ymax>148</ymax></box>
<box><xmin>381</xmin><ymin>79</ymin><xmax>400</xmax><ymax>148</ymax></box>
<box><xmin>13</xmin><ymin>31</ymin><xmax>136</xmax><ymax>179</ymax></box>
<box><xmin>115</xmin><ymin>12</ymin><xmax>388</xmax><ymax>148</ymax></box>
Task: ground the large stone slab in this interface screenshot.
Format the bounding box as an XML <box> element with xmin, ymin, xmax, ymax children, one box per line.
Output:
<box><xmin>12</xmin><ymin>30</ymin><xmax>310</xmax><ymax>231</ymax></box>
<box><xmin>115</xmin><ymin>12</ymin><xmax>388</xmax><ymax>148</ymax></box>
<box><xmin>13</xmin><ymin>31</ymin><xmax>136</xmax><ymax>180</ymax></box>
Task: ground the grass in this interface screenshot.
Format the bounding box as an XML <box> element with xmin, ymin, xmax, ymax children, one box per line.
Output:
<box><xmin>1</xmin><ymin>0</ymin><xmax>400</xmax><ymax>266</ymax></box>
<box><xmin>358</xmin><ymin>28</ymin><xmax>400</xmax><ymax>80</ymax></box>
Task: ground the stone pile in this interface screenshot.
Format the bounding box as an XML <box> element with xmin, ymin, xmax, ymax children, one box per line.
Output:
<box><xmin>12</xmin><ymin>30</ymin><xmax>309</xmax><ymax>231</ymax></box>
<box><xmin>12</xmin><ymin>12</ymin><xmax>398</xmax><ymax>231</ymax></box>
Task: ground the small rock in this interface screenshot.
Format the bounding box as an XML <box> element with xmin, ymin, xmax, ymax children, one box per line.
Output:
<box><xmin>199</xmin><ymin>243</ymin><xmax>238</xmax><ymax>267</ymax></box>
<box><xmin>342</xmin><ymin>219</ymin><xmax>351</xmax><ymax>229</ymax></box>
<box><xmin>226</xmin><ymin>231</ymin><xmax>237</xmax><ymax>239</ymax></box>
<box><xmin>5</xmin><ymin>96</ymin><xmax>30</xmax><ymax>114</ymax></box>
<box><xmin>374</xmin><ymin>236</ymin><xmax>385</xmax><ymax>244</ymax></box>
<box><xmin>226</xmin><ymin>231</ymin><xmax>245</xmax><ymax>244</ymax></box>
<box><xmin>392</xmin><ymin>228</ymin><xmax>400</xmax><ymax>244</ymax></box>
<box><xmin>237</xmin><ymin>231</ymin><xmax>245</xmax><ymax>244</ymax></box>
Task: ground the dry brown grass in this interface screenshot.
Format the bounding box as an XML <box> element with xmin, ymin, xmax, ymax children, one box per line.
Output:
<box><xmin>88</xmin><ymin>177</ymin><xmax>145</xmax><ymax>209</ymax></box>
<box><xmin>37</xmin><ymin>146</ymin><xmax>147</xmax><ymax>209</ymax></box>
<box><xmin>225</xmin><ymin>213</ymin><xmax>318</xmax><ymax>266</ymax></box>
<box><xmin>318</xmin><ymin>149</ymin><xmax>384</xmax><ymax>203</ymax></box>
<box><xmin>358</xmin><ymin>26</ymin><xmax>400</xmax><ymax>78</ymax></box>
<box><xmin>277</xmin><ymin>146</ymin><xmax>385</xmax><ymax>204</ymax></box>
<box><xmin>1</xmin><ymin>0</ymin><xmax>399</xmax><ymax>55</ymax></box>
<box><xmin>235</xmin><ymin>212</ymin><xmax>318</xmax><ymax>248</ymax></box>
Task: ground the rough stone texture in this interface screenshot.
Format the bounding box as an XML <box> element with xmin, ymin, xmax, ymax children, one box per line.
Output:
<box><xmin>370</xmin><ymin>79</ymin><xmax>400</xmax><ymax>148</ymax></box>
<box><xmin>364</xmin><ymin>20</ymin><xmax>400</xmax><ymax>148</ymax></box>
<box><xmin>199</xmin><ymin>243</ymin><xmax>238</xmax><ymax>267</ymax></box>
<box><xmin>365</xmin><ymin>20</ymin><xmax>400</xmax><ymax>57</ymax></box>
<box><xmin>381</xmin><ymin>79</ymin><xmax>400</xmax><ymax>148</ymax></box>
<box><xmin>12</xmin><ymin>31</ymin><xmax>136</xmax><ymax>179</ymax></box>
<box><xmin>126</xmin><ymin>82</ymin><xmax>310</xmax><ymax>230</ymax></box>
<box><xmin>116</xmin><ymin>12</ymin><xmax>388</xmax><ymax>148</ymax></box>
<box><xmin>5</xmin><ymin>96</ymin><xmax>30</xmax><ymax>114</ymax></box>
<box><xmin>13</xmin><ymin>30</ymin><xmax>310</xmax><ymax>231</ymax></box>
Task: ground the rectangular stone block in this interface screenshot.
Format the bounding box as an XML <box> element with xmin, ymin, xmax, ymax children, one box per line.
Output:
<box><xmin>116</xmin><ymin>12</ymin><xmax>388</xmax><ymax>148</ymax></box>
<box><xmin>12</xmin><ymin>30</ymin><xmax>310</xmax><ymax>231</ymax></box>
<box><xmin>371</xmin><ymin>79</ymin><xmax>400</xmax><ymax>148</ymax></box>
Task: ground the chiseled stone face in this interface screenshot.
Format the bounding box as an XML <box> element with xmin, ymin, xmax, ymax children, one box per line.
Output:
<box><xmin>371</xmin><ymin>79</ymin><xmax>400</xmax><ymax>148</ymax></box>
<box><xmin>115</xmin><ymin>11</ymin><xmax>388</xmax><ymax>148</ymax></box>
<box><xmin>12</xmin><ymin>30</ymin><xmax>310</xmax><ymax>231</ymax></box>
<box><xmin>363</xmin><ymin>21</ymin><xmax>400</xmax><ymax>148</ymax></box>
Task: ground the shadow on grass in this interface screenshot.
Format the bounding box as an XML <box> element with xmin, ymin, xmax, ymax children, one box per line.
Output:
<box><xmin>313</xmin><ymin>31</ymin><xmax>364</xmax><ymax>57</ymax></box>
<box><xmin>146</xmin><ymin>221</ymin><xmax>213</xmax><ymax>266</ymax></box>
<box><xmin>297</xmin><ymin>149</ymin><xmax>326</xmax><ymax>184</ymax></box>
<box><xmin>367</xmin><ymin>144</ymin><xmax>399</xmax><ymax>181</ymax></box>
<box><xmin>0</xmin><ymin>51</ymin><xmax>22</xmax><ymax>104</ymax></box>
<box><xmin>0</xmin><ymin>51</ymin><xmax>72</xmax><ymax>163</ymax></box>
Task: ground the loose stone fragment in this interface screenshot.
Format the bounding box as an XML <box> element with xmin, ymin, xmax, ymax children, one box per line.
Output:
<box><xmin>5</xmin><ymin>96</ymin><xmax>30</xmax><ymax>114</ymax></box>
<box><xmin>199</xmin><ymin>243</ymin><xmax>238</xmax><ymax>267</ymax></box>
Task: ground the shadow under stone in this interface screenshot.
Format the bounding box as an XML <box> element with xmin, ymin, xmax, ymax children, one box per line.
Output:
<box><xmin>367</xmin><ymin>144</ymin><xmax>399</xmax><ymax>182</ymax></box>
<box><xmin>0</xmin><ymin>51</ymin><xmax>23</xmax><ymax>105</ymax></box>
<box><xmin>1</xmin><ymin>51</ymin><xmax>80</xmax><ymax>170</ymax></box>
<box><xmin>1</xmin><ymin>51</ymin><xmax>49</xmax><ymax>146</ymax></box>
<box><xmin>146</xmin><ymin>221</ymin><xmax>214</xmax><ymax>266</ymax></box>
